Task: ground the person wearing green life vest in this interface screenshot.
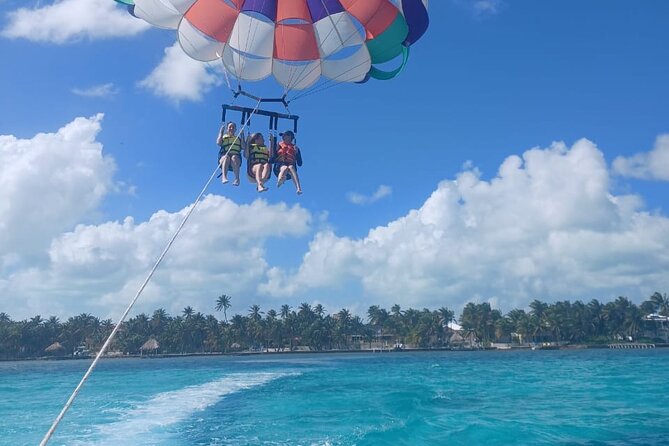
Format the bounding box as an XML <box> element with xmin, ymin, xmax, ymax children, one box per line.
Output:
<box><xmin>217</xmin><ymin>121</ymin><xmax>245</xmax><ymax>186</ymax></box>
<box><xmin>245</xmin><ymin>132</ymin><xmax>273</xmax><ymax>193</ymax></box>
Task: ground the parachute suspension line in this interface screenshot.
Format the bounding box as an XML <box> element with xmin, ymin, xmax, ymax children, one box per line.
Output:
<box><xmin>284</xmin><ymin>6</ymin><xmax>349</xmax><ymax>96</ymax></box>
<box><xmin>288</xmin><ymin>57</ymin><xmax>373</xmax><ymax>103</ymax></box>
<box><xmin>214</xmin><ymin>52</ymin><xmax>241</xmax><ymax>99</ymax></box>
<box><xmin>321</xmin><ymin>0</ymin><xmax>346</xmax><ymax>48</ymax></box>
<box><xmin>219</xmin><ymin>0</ymin><xmax>271</xmax><ymax>100</ymax></box>
<box><xmin>39</xmin><ymin>100</ymin><xmax>263</xmax><ymax>446</ymax></box>
<box><xmin>278</xmin><ymin>24</ymin><xmax>295</xmax><ymax>97</ymax></box>
<box><xmin>291</xmin><ymin>9</ymin><xmax>367</xmax><ymax>101</ymax></box>
<box><xmin>221</xmin><ymin>60</ymin><xmax>234</xmax><ymax>92</ymax></box>
<box><xmin>285</xmin><ymin>11</ymin><xmax>366</xmax><ymax>100</ymax></box>
<box><xmin>237</xmin><ymin>0</ymin><xmax>270</xmax><ymax>84</ymax></box>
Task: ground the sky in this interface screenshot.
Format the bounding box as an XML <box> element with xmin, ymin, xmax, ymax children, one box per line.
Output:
<box><xmin>1</xmin><ymin>0</ymin><xmax>668</xmax><ymax>321</ymax></box>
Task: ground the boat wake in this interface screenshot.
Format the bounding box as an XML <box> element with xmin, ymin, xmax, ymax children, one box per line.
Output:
<box><xmin>73</xmin><ymin>371</ymin><xmax>296</xmax><ymax>445</ymax></box>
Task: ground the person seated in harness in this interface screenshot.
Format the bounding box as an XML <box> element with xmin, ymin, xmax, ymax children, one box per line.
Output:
<box><xmin>217</xmin><ymin>121</ymin><xmax>244</xmax><ymax>186</ymax></box>
<box><xmin>245</xmin><ymin>132</ymin><xmax>273</xmax><ymax>193</ymax></box>
<box><xmin>273</xmin><ymin>130</ymin><xmax>303</xmax><ymax>195</ymax></box>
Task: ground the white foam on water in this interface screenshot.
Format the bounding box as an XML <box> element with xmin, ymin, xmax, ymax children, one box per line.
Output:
<box><xmin>77</xmin><ymin>371</ymin><xmax>297</xmax><ymax>445</ymax></box>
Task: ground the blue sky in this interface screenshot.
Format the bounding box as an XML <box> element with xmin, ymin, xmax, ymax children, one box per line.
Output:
<box><xmin>1</xmin><ymin>0</ymin><xmax>668</xmax><ymax>320</ymax></box>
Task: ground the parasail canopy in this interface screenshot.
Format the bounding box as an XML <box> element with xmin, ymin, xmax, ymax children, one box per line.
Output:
<box><xmin>117</xmin><ymin>0</ymin><xmax>429</xmax><ymax>93</ymax></box>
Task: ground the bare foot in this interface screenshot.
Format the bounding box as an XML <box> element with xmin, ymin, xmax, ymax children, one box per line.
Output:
<box><xmin>221</xmin><ymin>178</ymin><xmax>229</xmax><ymax>184</ymax></box>
<box><xmin>257</xmin><ymin>185</ymin><xmax>269</xmax><ymax>193</ymax></box>
<box><xmin>232</xmin><ymin>179</ymin><xmax>240</xmax><ymax>186</ymax></box>
<box><xmin>296</xmin><ymin>189</ymin><xmax>303</xmax><ymax>195</ymax></box>
<box><xmin>277</xmin><ymin>176</ymin><xmax>285</xmax><ymax>188</ymax></box>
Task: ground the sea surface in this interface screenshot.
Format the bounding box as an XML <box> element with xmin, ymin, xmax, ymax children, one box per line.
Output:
<box><xmin>1</xmin><ymin>349</ymin><xmax>668</xmax><ymax>445</ymax></box>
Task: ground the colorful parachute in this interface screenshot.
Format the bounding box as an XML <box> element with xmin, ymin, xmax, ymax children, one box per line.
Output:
<box><xmin>116</xmin><ymin>0</ymin><xmax>429</xmax><ymax>92</ymax></box>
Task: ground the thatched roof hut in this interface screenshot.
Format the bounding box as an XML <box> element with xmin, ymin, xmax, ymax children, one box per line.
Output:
<box><xmin>45</xmin><ymin>342</ymin><xmax>64</xmax><ymax>354</ymax></box>
<box><xmin>140</xmin><ymin>338</ymin><xmax>159</xmax><ymax>351</ymax></box>
<box><xmin>449</xmin><ymin>332</ymin><xmax>465</xmax><ymax>344</ymax></box>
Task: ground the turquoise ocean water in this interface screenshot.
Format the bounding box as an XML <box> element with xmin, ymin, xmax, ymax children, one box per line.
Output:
<box><xmin>1</xmin><ymin>349</ymin><xmax>668</xmax><ymax>445</ymax></box>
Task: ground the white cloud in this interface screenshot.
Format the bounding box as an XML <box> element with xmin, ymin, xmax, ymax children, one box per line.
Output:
<box><xmin>474</xmin><ymin>0</ymin><xmax>504</xmax><ymax>15</ymax></box>
<box><xmin>139</xmin><ymin>43</ymin><xmax>222</xmax><ymax>103</ymax></box>
<box><xmin>0</xmin><ymin>115</ymin><xmax>312</xmax><ymax>320</ymax></box>
<box><xmin>261</xmin><ymin>138</ymin><xmax>669</xmax><ymax>313</ymax></box>
<box><xmin>3</xmin><ymin>124</ymin><xmax>669</xmax><ymax>321</ymax></box>
<box><xmin>1</xmin><ymin>0</ymin><xmax>149</xmax><ymax>43</ymax></box>
<box><xmin>453</xmin><ymin>0</ymin><xmax>505</xmax><ymax>17</ymax></box>
<box><xmin>612</xmin><ymin>134</ymin><xmax>669</xmax><ymax>181</ymax></box>
<box><xmin>0</xmin><ymin>114</ymin><xmax>116</xmax><ymax>270</ymax></box>
<box><xmin>347</xmin><ymin>185</ymin><xmax>392</xmax><ymax>205</ymax></box>
<box><xmin>0</xmin><ymin>195</ymin><xmax>311</xmax><ymax>319</ymax></box>
<box><xmin>72</xmin><ymin>83</ymin><xmax>119</xmax><ymax>98</ymax></box>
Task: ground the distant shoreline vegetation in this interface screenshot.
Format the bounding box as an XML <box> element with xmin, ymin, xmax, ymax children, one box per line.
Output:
<box><xmin>1</xmin><ymin>293</ymin><xmax>668</xmax><ymax>361</ymax></box>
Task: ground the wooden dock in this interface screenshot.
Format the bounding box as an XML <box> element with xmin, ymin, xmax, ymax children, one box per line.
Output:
<box><xmin>608</xmin><ymin>343</ymin><xmax>655</xmax><ymax>349</ymax></box>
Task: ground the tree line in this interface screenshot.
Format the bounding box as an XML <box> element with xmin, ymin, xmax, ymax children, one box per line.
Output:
<box><xmin>0</xmin><ymin>292</ymin><xmax>667</xmax><ymax>360</ymax></box>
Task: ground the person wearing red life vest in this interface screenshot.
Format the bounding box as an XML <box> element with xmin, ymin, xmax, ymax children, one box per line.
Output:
<box><xmin>216</xmin><ymin>121</ymin><xmax>244</xmax><ymax>186</ymax></box>
<box><xmin>244</xmin><ymin>132</ymin><xmax>273</xmax><ymax>193</ymax></box>
<box><xmin>274</xmin><ymin>130</ymin><xmax>303</xmax><ymax>195</ymax></box>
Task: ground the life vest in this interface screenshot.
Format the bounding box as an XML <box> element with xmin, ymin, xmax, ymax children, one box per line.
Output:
<box><xmin>248</xmin><ymin>144</ymin><xmax>270</xmax><ymax>165</ymax></box>
<box><xmin>276</xmin><ymin>141</ymin><xmax>297</xmax><ymax>165</ymax></box>
<box><xmin>219</xmin><ymin>134</ymin><xmax>242</xmax><ymax>156</ymax></box>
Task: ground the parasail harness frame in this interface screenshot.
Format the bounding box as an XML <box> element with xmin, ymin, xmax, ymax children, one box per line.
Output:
<box><xmin>223</xmin><ymin>86</ymin><xmax>299</xmax><ymax>135</ymax></box>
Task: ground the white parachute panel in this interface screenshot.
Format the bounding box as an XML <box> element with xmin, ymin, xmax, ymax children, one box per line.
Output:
<box><xmin>228</xmin><ymin>13</ymin><xmax>275</xmax><ymax>58</ymax></box>
<box><xmin>321</xmin><ymin>45</ymin><xmax>371</xmax><ymax>83</ymax></box>
<box><xmin>178</xmin><ymin>19</ymin><xmax>225</xmax><ymax>62</ymax></box>
<box><xmin>223</xmin><ymin>46</ymin><xmax>273</xmax><ymax>81</ymax></box>
<box><xmin>134</xmin><ymin>0</ymin><xmax>181</xmax><ymax>29</ymax></box>
<box><xmin>313</xmin><ymin>12</ymin><xmax>364</xmax><ymax>58</ymax></box>
<box><xmin>273</xmin><ymin>60</ymin><xmax>321</xmax><ymax>90</ymax></box>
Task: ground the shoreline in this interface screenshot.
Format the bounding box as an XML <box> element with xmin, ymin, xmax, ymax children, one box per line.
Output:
<box><xmin>3</xmin><ymin>343</ymin><xmax>668</xmax><ymax>363</ymax></box>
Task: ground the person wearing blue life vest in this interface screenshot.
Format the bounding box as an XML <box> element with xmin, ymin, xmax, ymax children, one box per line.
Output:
<box><xmin>217</xmin><ymin>121</ymin><xmax>245</xmax><ymax>186</ymax></box>
<box><xmin>245</xmin><ymin>132</ymin><xmax>273</xmax><ymax>193</ymax></box>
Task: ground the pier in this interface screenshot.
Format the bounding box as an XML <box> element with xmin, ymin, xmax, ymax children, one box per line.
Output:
<box><xmin>608</xmin><ymin>343</ymin><xmax>655</xmax><ymax>349</ymax></box>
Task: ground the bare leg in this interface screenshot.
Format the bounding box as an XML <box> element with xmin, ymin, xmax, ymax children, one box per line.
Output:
<box><xmin>231</xmin><ymin>155</ymin><xmax>241</xmax><ymax>185</ymax></box>
<box><xmin>261</xmin><ymin>163</ymin><xmax>270</xmax><ymax>184</ymax></box>
<box><xmin>220</xmin><ymin>155</ymin><xmax>230</xmax><ymax>183</ymax></box>
<box><xmin>288</xmin><ymin>165</ymin><xmax>302</xmax><ymax>194</ymax></box>
<box><xmin>277</xmin><ymin>165</ymin><xmax>288</xmax><ymax>187</ymax></box>
<box><xmin>253</xmin><ymin>164</ymin><xmax>262</xmax><ymax>188</ymax></box>
<box><xmin>253</xmin><ymin>164</ymin><xmax>268</xmax><ymax>192</ymax></box>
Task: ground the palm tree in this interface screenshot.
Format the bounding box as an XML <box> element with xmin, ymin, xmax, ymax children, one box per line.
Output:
<box><xmin>45</xmin><ymin>316</ymin><xmax>61</xmax><ymax>334</ymax></box>
<box><xmin>335</xmin><ymin>308</ymin><xmax>353</xmax><ymax>349</ymax></box>
<box><xmin>650</xmin><ymin>292</ymin><xmax>669</xmax><ymax>316</ymax></box>
<box><xmin>215</xmin><ymin>294</ymin><xmax>232</xmax><ymax>322</ymax></box>
<box><xmin>529</xmin><ymin>299</ymin><xmax>549</xmax><ymax>342</ymax></box>
<box><xmin>506</xmin><ymin>309</ymin><xmax>529</xmax><ymax>344</ymax></box>
<box><xmin>494</xmin><ymin>317</ymin><xmax>513</xmax><ymax>342</ymax></box>
<box><xmin>337</xmin><ymin>308</ymin><xmax>352</xmax><ymax>323</ymax></box>
<box><xmin>204</xmin><ymin>315</ymin><xmax>221</xmax><ymax>352</ymax></box>
<box><xmin>151</xmin><ymin>308</ymin><xmax>168</xmax><ymax>333</ymax></box>
<box><xmin>249</xmin><ymin>304</ymin><xmax>263</xmax><ymax>322</ymax></box>
<box><xmin>367</xmin><ymin>305</ymin><xmax>381</xmax><ymax>325</ymax></box>
<box><xmin>280</xmin><ymin>304</ymin><xmax>292</xmax><ymax>320</ymax></box>
<box><xmin>283</xmin><ymin>311</ymin><xmax>297</xmax><ymax>351</ymax></box>
<box><xmin>247</xmin><ymin>305</ymin><xmax>264</xmax><ymax>348</ymax></box>
<box><xmin>298</xmin><ymin>303</ymin><xmax>313</xmax><ymax>319</ymax></box>
<box><xmin>182</xmin><ymin>306</ymin><xmax>194</xmax><ymax>319</ymax></box>
<box><xmin>587</xmin><ymin>299</ymin><xmax>605</xmax><ymax>339</ymax></box>
<box><xmin>264</xmin><ymin>310</ymin><xmax>279</xmax><ymax>350</ymax></box>
<box><xmin>391</xmin><ymin>304</ymin><xmax>402</xmax><ymax>317</ymax></box>
<box><xmin>230</xmin><ymin>314</ymin><xmax>247</xmax><ymax>349</ymax></box>
<box><xmin>438</xmin><ymin>307</ymin><xmax>454</xmax><ymax>328</ymax></box>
